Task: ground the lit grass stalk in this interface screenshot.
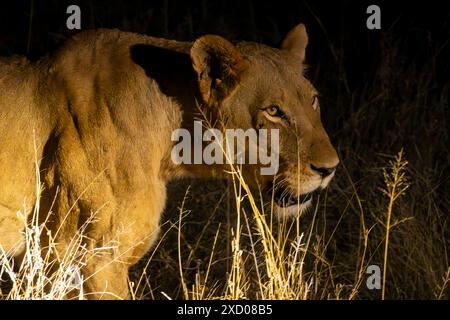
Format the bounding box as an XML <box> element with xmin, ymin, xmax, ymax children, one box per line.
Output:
<box><xmin>225</xmin><ymin>171</ymin><xmax>246</xmax><ymax>299</ymax></box>
<box><xmin>381</xmin><ymin>149</ymin><xmax>409</xmax><ymax>300</ymax></box>
<box><xmin>177</xmin><ymin>188</ymin><xmax>191</xmax><ymax>300</ymax></box>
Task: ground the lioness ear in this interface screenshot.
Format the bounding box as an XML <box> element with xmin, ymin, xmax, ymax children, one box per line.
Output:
<box><xmin>190</xmin><ymin>35</ymin><xmax>248</xmax><ymax>105</ymax></box>
<box><xmin>281</xmin><ymin>23</ymin><xmax>309</xmax><ymax>62</ymax></box>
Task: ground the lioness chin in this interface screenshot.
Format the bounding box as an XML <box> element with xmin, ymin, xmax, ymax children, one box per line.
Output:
<box><xmin>0</xmin><ymin>23</ymin><xmax>338</xmax><ymax>299</ymax></box>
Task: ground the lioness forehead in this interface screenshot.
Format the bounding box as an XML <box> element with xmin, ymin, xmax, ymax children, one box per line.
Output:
<box><xmin>237</xmin><ymin>42</ymin><xmax>315</xmax><ymax>89</ymax></box>
<box><xmin>237</xmin><ymin>42</ymin><xmax>297</xmax><ymax>72</ymax></box>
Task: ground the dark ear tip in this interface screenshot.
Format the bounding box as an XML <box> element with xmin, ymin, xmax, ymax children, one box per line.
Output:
<box><xmin>286</xmin><ymin>23</ymin><xmax>308</xmax><ymax>45</ymax></box>
<box><xmin>281</xmin><ymin>22</ymin><xmax>309</xmax><ymax>61</ymax></box>
<box><xmin>191</xmin><ymin>35</ymin><xmax>235</xmax><ymax>56</ymax></box>
<box><xmin>297</xmin><ymin>23</ymin><xmax>306</xmax><ymax>32</ymax></box>
<box><xmin>290</xmin><ymin>23</ymin><xmax>307</xmax><ymax>34</ymax></box>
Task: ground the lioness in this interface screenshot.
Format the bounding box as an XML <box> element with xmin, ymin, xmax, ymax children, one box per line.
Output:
<box><xmin>0</xmin><ymin>24</ymin><xmax>338</xmax><ymax>299</ymax></box>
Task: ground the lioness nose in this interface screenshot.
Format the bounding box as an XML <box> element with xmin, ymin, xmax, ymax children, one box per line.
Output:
<box><xmin>310</xmin><ymin>164</ymin><xmax>336</xmax><ymax>178</ymax></box>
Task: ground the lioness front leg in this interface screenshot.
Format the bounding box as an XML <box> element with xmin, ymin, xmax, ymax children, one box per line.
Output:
<box><xmin>82</xmin><ymin>253</ymin><xmax>130</xmax><ymax>299</ymax></box>
<box><xmin>80</xmin><ymin>200</ymin><xmax>162</xmax><ymax>300</ymax></box>
<box><xmin>81</xmin><ymin>220</ymin><xmax>161</xmax><ymax>299</ymax></box>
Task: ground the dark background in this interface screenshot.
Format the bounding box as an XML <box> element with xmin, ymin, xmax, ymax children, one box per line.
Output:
<box><xmin>0</xmin><ymin>1</ymin><xmax>448</xmax><ymax>299</ymax></box>
<box><xmin>1</xmin><ymin>1</ymin><xmax>449</xmax><ymax>83</ymax></box>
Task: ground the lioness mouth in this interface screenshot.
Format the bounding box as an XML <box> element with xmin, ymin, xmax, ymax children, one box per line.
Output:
<box><xmin>267</xmin><ymin>183</ymin><xmax>318</xmax><ymax>208</ymax></box>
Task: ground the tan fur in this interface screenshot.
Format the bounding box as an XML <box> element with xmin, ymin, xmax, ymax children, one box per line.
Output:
<box><xmin>0</xmin><ymin>24</ymin><xmax>338</xmax><ymax>299</ymax></box>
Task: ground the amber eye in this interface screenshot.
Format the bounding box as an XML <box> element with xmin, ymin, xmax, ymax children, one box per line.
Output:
<box><xmin>265</xmin><ymin>105</ymin><xmax>285</xmax><ymax>118</ymax></box>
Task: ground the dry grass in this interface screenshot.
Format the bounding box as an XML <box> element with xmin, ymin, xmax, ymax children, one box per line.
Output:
<box><xmin>128</xmin><ymin>149</ymin><xmax>446</xmax><ymax>301</ymax></box>
<box><xmin>0</xmin><ymin>148</ymin><xmax>422</xmax><ymax>300</ymax></box>
<box><xmin>1</xmin><ymin>145</ymin><xmax>447</xmax><ymax>300</ymax></box>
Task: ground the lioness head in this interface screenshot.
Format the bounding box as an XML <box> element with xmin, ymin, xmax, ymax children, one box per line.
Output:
<box><xmin>190</xmin><ymin>24</ymin><xmax>339</xmax><ymax>217</ymax></box>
